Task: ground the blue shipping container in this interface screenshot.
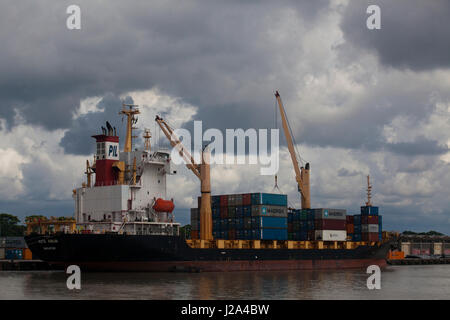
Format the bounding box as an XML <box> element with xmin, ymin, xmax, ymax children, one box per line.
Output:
<box><xmin>255</xmin><ymin>216</ymin><xmax>287</xmax><ymax>229</ymax></box>
<box><xmin>354</xmin><ymin>215</ymin><xmax>361</xmax><ymax>225</ymax></box>
<box><xmin>212</xmin><ymin>195</ymin><xmax>221</xmax><ymax>207</ymax></box>
<box><xmin>361</xmin><ymin>206</ymin><xmax>379</xmax><ymax>216</ymax></box>
<box><xmin>220</xmin><ymin>219</ymin><xmax>228</xmax><ymax>229</ymax></box>
<box><xmin>212</xmin><ymin>207</ymin><xmax>220</xmax><ymax>218</ymax></box>
<box><xmin>251</xmin><ymin>193</ymin><xmax>287</xmax><ymax>206</ymax></box>
<box><xmin>236</xmin><ymin>206</ymin><xmax>244</xmax><ymax>218</ymax></box>
<box><xmin>294</xmin><ymin>231</ymin><xmax>308</xmax><ymax>241</ymax></box>
<box><xmin>299</xmin><ymin>221</ymin><xmax>307</xmax><ymax>230</ymax></box>
<box><xmin>258</xmin><ymin>228</ymin><xmax>288</xmax><ymax>240</ymax></box>
<box><xmin>5</xmin><ymin>249</ymin><xmax>23</xmax><ymax>260</ymax></box>
<box><xmin>235</xmin><ymin>218</ymin><xmax>244</xmax><ymax>229</ymax></box>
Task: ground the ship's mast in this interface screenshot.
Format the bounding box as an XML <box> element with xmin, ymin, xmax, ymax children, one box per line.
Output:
<box><xmin>85</xmin><ymin>160</ymin><xmax>93</xmax><ymax>188</ymax></box>
<box><xmin>143</xmin><ymin>128</ymin><xmax>152</xmax><ymax>152</ymax></box>
<box><xmin>119</xmin><ymin>104</ymin><xmax>140</xmax><ymax>153</ymax></box>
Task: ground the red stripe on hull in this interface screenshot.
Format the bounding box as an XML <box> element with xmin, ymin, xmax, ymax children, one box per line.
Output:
<box><xmin>52</xmin><ymin>259</ymin><xmax>387</xmax><ymax>272</ymax></box>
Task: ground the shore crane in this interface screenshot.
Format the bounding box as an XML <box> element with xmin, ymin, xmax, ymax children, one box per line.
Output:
<box><xmin>155</xmin><ymin>116</ymin><xmax>213</xmax><ymax>241</ymax></box>
<box><xmin>274</xmin><ymin>91</ymin><xmax>311</xmax><ymax>209</ymax></box>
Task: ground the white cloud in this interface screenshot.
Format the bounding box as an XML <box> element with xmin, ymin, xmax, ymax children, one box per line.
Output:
<box><xmin>0</xmin><ymin>117</ymin><xmax>85</xmax><ymax>201</ymax></box>
<box><xmin>73</xmin><ymin>96</ymin><xmax>104</xmax><ymax>119</ymax></box>
<box><xmin>122</xmin><ymin>88</ymin><xmax>197</xmax><ymax>127</ymax></box>
<box><xmin>0</xmin><ymin>147</ymin><xmax>27</xmax><ymax>200</ymax></box>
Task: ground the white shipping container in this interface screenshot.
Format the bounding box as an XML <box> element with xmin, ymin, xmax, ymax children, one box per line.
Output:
<box><xmin>401</xmin><ymin>242</ymin><xmax>411</xmax><ymax>256</ymax></box>
<box><xmin>434</xmin><ymin>243</ymin><xmax>443</xmax><ymax>255</ymax></box>
<box><xmin>315</xmin><ymin>230</ymin><xmax>347</xmax><ymax>241</ymax></box>
<box><xmin>361</xmin><ymin>224</ymin><xmax>379</xmax><ymax>233</ymax></box>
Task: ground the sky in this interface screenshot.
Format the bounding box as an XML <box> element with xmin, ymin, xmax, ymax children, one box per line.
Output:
<box><xmin>0</xmin><ymin>0</ymin><xmax>449</xmax><ymax>233</ymax></box>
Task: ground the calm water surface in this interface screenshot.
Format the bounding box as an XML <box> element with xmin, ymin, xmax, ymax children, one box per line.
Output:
<box><xmin>0</xmin><ymin>265</ymin><xmax>449</xmax><ymax>299</ymax></box>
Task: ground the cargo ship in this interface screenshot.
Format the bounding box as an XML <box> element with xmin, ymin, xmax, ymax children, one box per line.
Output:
<box><xmin>25</xmin><ymin>96</ymin><xmax>392</xmax><ymax>272</ymax></box>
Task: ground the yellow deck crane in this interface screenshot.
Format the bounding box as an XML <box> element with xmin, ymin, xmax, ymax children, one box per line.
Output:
<box><xmin>274</xmin><ymin>91</ymin><xmax>311</xmax><ymax>209</ymax></box>
<box><xmin>155</xmin><ymin>116</ymin><xmax>213</xmax><ymax>241</ymax></box>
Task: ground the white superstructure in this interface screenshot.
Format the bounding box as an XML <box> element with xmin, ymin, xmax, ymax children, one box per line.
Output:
<box><xmin>72</xmin><ymin>105</ymin><xmax>180</xmax><ymax>236</ymax></box>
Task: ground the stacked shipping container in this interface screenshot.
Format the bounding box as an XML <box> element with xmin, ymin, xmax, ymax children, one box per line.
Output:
<box><xmin>350</xmin><ymin>206</ymin><xmax>382</xmax><ymax>242</ymax></box>
<box><xmin>191</xmin><ymin>201</ymin><xmax>383</xmax><ymax>243</ymax></box>
<box><xmin>287</xmin><ymin>209</ymin><xmax>315</xmax><ymax>241</ymax></box>
<box><xmin>0</xmin><ymin>237</ymin><xmax>32</xmax><ymax>260</ymax></box>
<box><xmin>191</xmin><ymin>193</ymin><xmax>288</xmax><ymax>240</ymax></box>
<box><xmin>313</xmin><ymin>208</ymin><xmax>347</xmax><ymax>241</ymax></box>
<box><xmin>288</xmin><ymin>208</ymin><xmax>348</xmax><ymax>241</ymax></box>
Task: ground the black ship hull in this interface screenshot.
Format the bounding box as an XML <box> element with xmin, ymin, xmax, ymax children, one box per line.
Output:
<box><xmin>25</xmin><ymin>234</ymin><xmax>391</xmax><ymax>272</ymax></box>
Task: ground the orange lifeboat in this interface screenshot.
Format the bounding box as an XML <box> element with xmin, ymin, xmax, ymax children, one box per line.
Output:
<box><xmin>153</xmin><ymin>198</ymin><xmax>175</xmax><ymax>213</ymax></box>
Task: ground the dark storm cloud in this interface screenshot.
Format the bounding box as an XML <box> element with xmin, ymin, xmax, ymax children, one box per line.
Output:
<box><xmin>1</xmin><ymin>0</ymin><xmax>444</xmax><ymax>159</ymax></box>
<box><xmin>295</xmin><ymin>77</ymin><xmax>450</xmax><ymax>155</ymax></box>
<box><xmin>0</xmin><ymin>0</ymin><xmax>330</xmax><ymax>131</ymax></box>
<box><xmin>20</xmin><ymin>162</ymin><xmax>54</xmax><ymax>200</ymax></box>
<box><xmin>340</xmin><ymin>0</ymin><xmax>450</xmax><ymax>71</ymax></box>
<box><xmin>385</xmin><ymin>136</ymin><xmax>449</xmax><ymax>156</ymax></box>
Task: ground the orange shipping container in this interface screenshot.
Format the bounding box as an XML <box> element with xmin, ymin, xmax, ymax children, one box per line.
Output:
<box><xmin>387</xmin><ymin>250</ymin><xmax>404</xmax><ymax>260</ymax></box>
<box><xmin>346</xmin><ymin>224</ymin><xmax>354</xmax><ymax>234</ymax></box>
<box><xmin>23</xmin><ymin>248</ymin><xmax>33</xmax><ymax>260</ymax></box>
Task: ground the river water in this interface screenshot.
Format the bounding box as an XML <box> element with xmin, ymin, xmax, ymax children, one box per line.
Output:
<box><xmin>0</xmin><ymin>265</ymin><xmax>449</xmax><ymax>299</ymax></box>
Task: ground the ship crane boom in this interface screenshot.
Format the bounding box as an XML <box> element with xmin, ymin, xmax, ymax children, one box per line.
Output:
<box><xmin>155</xmin><ymin>115</ymin><xmax>213</xmax><ymax>241</ymax></box>
<box><xmin>275</xmin><ymin>91</ymin><xmax>311</xmax><ymax>209</ymax></box>
<box><xmin>155</xmin><ymin>116</ymin><xmax>201</xmax><ymax>179</ymax></box>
